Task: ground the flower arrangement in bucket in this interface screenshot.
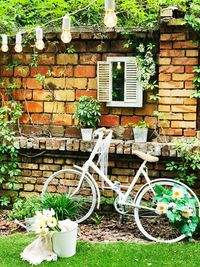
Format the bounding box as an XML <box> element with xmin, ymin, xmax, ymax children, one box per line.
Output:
<box><xmin>154</xmin><ymin>185</ymin><xmax>199</xmax><ymax>238</ymax></box>
<box><xmin>21</xmin><ymin>208</ymin><xmax>78</xmax><ymax>265</ymax></box>
<box><xmin>126</xmin><ymin>120</ymin><xmax>149</xmax><ymax>143</ymax></box>
<box><xmin>72</xmin><ymin>96</ymin><xmax>101</xmax><ymax>141</ymax></box>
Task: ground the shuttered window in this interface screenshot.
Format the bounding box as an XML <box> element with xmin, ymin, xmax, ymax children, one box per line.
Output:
<box><xmin>97</xmin><ymin>57</ymin><xmax>143</xmax><ymax>107</ymax></box>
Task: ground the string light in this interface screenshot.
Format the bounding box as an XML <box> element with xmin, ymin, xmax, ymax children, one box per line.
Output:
<box><xmin>35</xmin><ymin>26</ymin><xmax>45</xmax><ymax>50</ymax></box>
<box><xmin>61</xmin><ymin>15</ymin><xmax>72</xmax><ymax>43</ymax></box>
<box><xmin>1</xmin><ymin>34</ymin><xmax>9</xmax><ymax>52</ymax></box>
<box><xmin>117</xmin><ymin>62</ymin><xmax>121</xmax><ymax>70</ymax></box>
<box><xmin>15</xmin><ymin>32</ymin><xmax>23</xmax><ymax>53</ymax></box>
<box><xmin>104</xmin><ymin>0</ymin><xmax>117</xmax><ymax>28</ymax></box>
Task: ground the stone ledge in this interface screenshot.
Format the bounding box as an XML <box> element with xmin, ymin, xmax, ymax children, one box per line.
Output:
<box><xmin>14</xmin><ymin>137</ymin><xmax>183</xmax><ymax>157</ymax></box>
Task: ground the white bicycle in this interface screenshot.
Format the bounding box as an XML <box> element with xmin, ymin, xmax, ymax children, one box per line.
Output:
<box><xmin>42</xmin><ymin>128</ymin><xmax>200</xmax><ymax>243</ymax></box>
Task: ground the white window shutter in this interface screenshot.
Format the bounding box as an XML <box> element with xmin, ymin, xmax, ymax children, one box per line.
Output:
<box><xmin>97</xmin><ymin>61</ymin><xmax>112</xmax><ymax>102</ymax></box>
<box><xmin>125</xmin><ymin>58</ymin><xmax>143</xmax><ymax>107</ymax></box>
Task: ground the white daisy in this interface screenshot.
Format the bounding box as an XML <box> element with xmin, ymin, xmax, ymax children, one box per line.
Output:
<box><xmin>172</xmin><ymin>187</ymin><xmax>184</xmax><ymax>199</ymax></box>
<box><xmin>155</xmin><ymin>202</ymin><xmax>168</xmax><ymax>215</ymax></box>
<box><xmin>47</xmin><ymin>216</ymin><xmax>57</xmax><ymax>228</ymax></box>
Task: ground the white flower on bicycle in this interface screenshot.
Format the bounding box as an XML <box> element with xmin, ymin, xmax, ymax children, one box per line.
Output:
<box><xmin>155</xmin><ymin>202</ymin><xmax>168</xmax><ymax>215</ymax></box>
<box><xmin>47</xmin><ymin>216</ymin><xmax>57</xmax><ymax>228</ymax></box>
<box><xmin>168</xmin><ymin>202</ymin><xmax>176</xmax><ymax>208</ymax></box>
<box><xmin>172</xmin><ymin>187</ymin><xmax>184</xmax><ymax>199</ymax></box>
<box><xmin>182</xmin><ymin>209</ymin><xmax>193</xmax><ymax>218</ymax></box>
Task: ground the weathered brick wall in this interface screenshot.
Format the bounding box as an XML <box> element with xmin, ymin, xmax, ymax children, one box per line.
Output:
<box><xmin>159</xmin><ymin>26</ymin><xmax>199</xmax><ymax>137</ymax></box>
<box><xmin>2</xmin><ymin>137</ymin><xmax>194</xmax><ymax>200</ymax></box>
<box><xmin>0</xmin><ymin>31</ymin><xmax>158</xmax><ymax>139</ymax></box>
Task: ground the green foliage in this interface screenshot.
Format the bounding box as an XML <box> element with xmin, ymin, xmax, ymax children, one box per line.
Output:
<box><xmin>66</xmin><ymin>45</ymin><xmax>76</xmax><ymax>54</ymax></box>
<box><xmin>42</xmin><ymin>193</ymin><xmax>82</xmax><ymax>221</ymax></box>
<box><xmin>73</xmin><ymin>96</ymin><xmax>101</xmax><ymax>128</ymax></box>
<box><xmin>0</xmin><ymin>195</ymin><xmax>10</xmax><ymax>207</ymax></box>
<box><xmin>191</xmin><ymin>66</ymin><xmax>200</xmax><ymax>98</ymax></box>
<box><xmin>126</xmin><ymin>120</ymin><xmax>149</xmax><ymax>128</ymax></box>
<box><xmin>154</xmin><ymin>184</ymin><xmax>199</xmax><ymax>238</ymax></box>
<box><xmin>166</xmin><ymin>139</ymin><xmax>200</xmax><ymax>185</ymax></box>
<box><xmin>0</xmin><ymin>1</ymin><xmax>199</xmax><ymax>35</ymax></box>
<box><xmin>8</xmin><ymin>197</ymin><xmax>43</xmax><ymax>220</ymax></box>
<box><xmin>34</xmin><ymin>74</ymin><xmax>46</xmax><ymax>84</ymax></box>
<box><xmin>91</xmin><ymin>213</ymin><xmax>104</xmax><ymax>227</ymax></box>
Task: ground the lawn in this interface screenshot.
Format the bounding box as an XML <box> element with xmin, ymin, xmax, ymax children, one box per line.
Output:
<box><xmin>0</xmin><ymin>233</ymin><xmax>200</xmax><ymax>267</ymax></box>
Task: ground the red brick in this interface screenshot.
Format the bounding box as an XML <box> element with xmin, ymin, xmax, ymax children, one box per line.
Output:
<box><xmin>1</xmin><ymin>66</ymin><xmax>13</xmax><ymax>76</ymax></box>
<box><xmin>12</xmin><ymin>53</ymin><xmax>32</xmax><ymax>64</ymax></box>
<box><xmin>160</xmin><ymin>128</ymin><xmax>182</xmax><ymax>136</ymax></box>
<box><xmin>135</xmin><ymin>104</ymin><xmax>155</xmax><ymax>116</ymax></box>
<box><xmin>185</xmin><ymin>81</ymin><xmax>195</xmax><ymax>89</ymax></box>
<box><xmin>65</xmin><ymin>127</ymin><xmax>81</xmax><ymax>138</ymax></box>
<box><xmin>159</xmin><ymin>66</ymin><xmax>184</xmax><ymax>73</ymax></box>
<box><xmin>159</xmin><ymin>73</ymin><xmax>171</xmax><ymax>81</ymax></box>
<box><xmin>110</xmin><ymin>40</ymin><xmax>133</xmax><ymax>52</ymax></box>
<box><xmin>171</xmin><ymin>57</ymin><xmax>198</xmax><ymax>65</ymax></box>
<box><xmin>52</xmin><ymin>66</ymin><xmax>73</xmax><ymax>77</ymax></box>
<box><xmin>160</xmin><ymin>50</ymin><xmax>185</xmax><ymax>57</ymax></box>
<box><xmin>159</xmin><ymin>58</ymin><xmax>171</xmax><ymax>65</ymax></box>
<box><xmin>33</xmin><ymin>90</ymin><xmax>52</xmax><ymax>101</ymax></box>
<box><xmin>23</xmin><ymin>78</ymin><xmax>43</xmax><ymax>89</ymax></box>
<box><xmin>160</xmin><ymin>42</ymin><xmax>172</xmax><ymax>49</ymax></box>
<box><xmin>19</xmin><ymin>114</ymin><xmax>30</xmax><ymax>124</ymax></box>
<box><xmin>14</xmin><ymin>66</ymin><xmax>29</xmax><ymax>77</ymax></box>
<box><xmin>183</xmin><ymin>129</ymin><xmax>196</xmax><ymax>137</ymax></box>
<box><xmin>38</xmin><ymin>54</ymin><xmax>55</xmax><ymax>65</ymax></box>
<box><xmin>186</xmin><ymin>50</ymin><xmax>199</xmax><ymax>57</ymax></box>
<box><xmin>172</xmin><ymin>73</ymin><xmax>194</xmax><ymax>81</ymax></box>
<box><xmin>66</xmin><ymin>103</ymin><xmax>77</xmax><ymax>113</ymax></box>
<box><xmin>160</xmin><ymin>33</ymin><xmax>186</xmax><ymax>41</ymax></box>
<box><xmin>79</xmin><ymin>53</ymin><xmax>101</xmax><ymax>64</ymax></box>
<box><xmin>185</xmin><ymin>66</ymin><xmax>194</xmax><ymax>73</ymax></box>
<box><xmin>81</xmin><ymin>32</ymin><xmax>93</xmax><ymax>39</ymax></box>
<box><xmin>13</xmin><ymin>89</ymin><xmax>32</xmax><ymax>100</ymax></box>
<box><xmin>121</xmin><ymin>116</ymin><xmax>142</xmax><ymax>126</ymax></box>
<box><xmin>24</xmin><ymin>101</ymin><xmax>43</xmax><ymax>113</ymax></box>
<box><xmin>74</xmin><ymin>66</ymin><xmax>96</xmax><ymax>77</ymax></box>
<box><xmin>159</xmin><ymin>81</ymin><xmax>184</xmax><ymax>89</ymax></box>
<box><xmin>30</xmin><ymin>66</ymin><xmax>50</xmax><ymax>77</ymax></box>
<box><xmin>173</xmin><ymin>41</ymin><xmax>199</xmax><ymax>49</ymax></box>
<box><xmin>76</xmin><ymin>90</ymin><xmax>97</xmax><ymax>100</ymax></box>
<box><xmin>31</xmin><ymin>114</ymin><xmax>51</xmax><ymax>124</ymax></box>
<box><xmin>99</xmin><ymin>115</ymin><xmax>119</xmax><ymax>127</ymax></box>
<box><xmin>52</xmin><ymin>114</ymin><xmax>72</xmax><ymax>126</ymax></box>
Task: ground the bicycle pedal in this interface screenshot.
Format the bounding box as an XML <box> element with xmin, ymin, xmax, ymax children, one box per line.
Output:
<box><xmin>119</xmin><ymin>215</ymin><xmax>128</xmax><ymax>225</ymax></box>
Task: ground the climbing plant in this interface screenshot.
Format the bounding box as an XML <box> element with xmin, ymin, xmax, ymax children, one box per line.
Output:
<box><xmin>0</xmin><ymin>0</ymin><xmax>199</xmax><ymax>35</ymax></box>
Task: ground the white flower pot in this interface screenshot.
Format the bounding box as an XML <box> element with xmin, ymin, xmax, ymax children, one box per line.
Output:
<box><xmin>133</xmin><ymin>128</ymin><xmax>148</xmax><ymax>143</ymax></box>
<box><xmin>81</xmin><ymin>128</ymin><xmax>93</xmax><ymax>141</ymax></box>
<box><xmin>52</xmin><ymin>223</ymin><xmax>78</xmax><ymax>258</ymax></box>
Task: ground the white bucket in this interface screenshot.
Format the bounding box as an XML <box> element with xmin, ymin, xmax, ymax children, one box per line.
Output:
<box><xmin>52</xmin><ymin>223</ymin><xmax>78</xmax><ymax>258</ymax></box>
<box><xmin>133</xmin><ymin>128</ymin><xmax>148</xmax><ymax>143</ymax></box>
<box><xmin>81</xmin><ymin>128</ymin><xmax>93</xmax><ymax>141</ymax></box>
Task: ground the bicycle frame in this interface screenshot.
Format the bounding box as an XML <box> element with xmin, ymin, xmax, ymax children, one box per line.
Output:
<box><xmin>73</xmin><ymin>129</ymin><xmax>155</xmax><ymax>212</ymax></box>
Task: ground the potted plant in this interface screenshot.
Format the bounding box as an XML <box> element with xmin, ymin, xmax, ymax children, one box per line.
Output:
<box><xmin>126</xmin><ymin>120</ymin><xmax>149</xmax><ymax>143</ymax></box>
<box><xmin>73</xmin><ymin>96</ymin><xmax>101</xmax><ymax>141</ymax></box>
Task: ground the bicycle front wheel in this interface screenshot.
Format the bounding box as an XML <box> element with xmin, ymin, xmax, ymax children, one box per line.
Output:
<box><xmin>134</xmin><ymin>180</ymin><xmax>198</xmax><ymax>243</ymax></box>
<box><xmin>41</xmin><ymin>169</ymin><xmax>96</xmax><ymax>223</ymax></box>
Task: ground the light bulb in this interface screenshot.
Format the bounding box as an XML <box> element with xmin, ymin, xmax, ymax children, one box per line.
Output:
<box><xmin>35</xmin><ymin>40</ymin><xmax>45</xmax><ymax>50</ymax></box>
<box><xmin>1</xmin><ymin>44</ymin><xmax>9</xmax><ymax>52</ymax></box>
<box><xmin>1</xmin><ymin>34</ymin><xmax>8</xmax><ymax>52</ymax></box>
<box><xmin>15</xmin><ymin>44</ymin><xmax>23</xmax><ymax>53</ymax></box>
<box><xmin>61</xmin><ymin>30</ymin><xmax>72</xmax><ymax>43</ymax></box>
<box><xmin>104</xmin><ymin>10</ymin><xmax>117</xmax><ymax>28</ymax></box>
<box><xmin>35</xmin><ymin>26</ymin><xmax>44</xmax><ymax>50</ymax></box>
<box><xmin>117</xmin><ymin>62</ymin><xmax>121</xmax><ymax>70</ymax></box>
<box><xmin>15</xmin><ymin>32</ymin><xmax>23</xmax><ymax>53</ymax></box>
<box><xmin>61</xmin><ymin>15</ymin><xmax>72</xmax><ymax>43</ymax></box>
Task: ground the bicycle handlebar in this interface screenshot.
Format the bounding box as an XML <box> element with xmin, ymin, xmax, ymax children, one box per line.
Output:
<box><xmin>93</xmin><ymin>127</ymin><xmax>113</xmax><ymax>138</ymax></box>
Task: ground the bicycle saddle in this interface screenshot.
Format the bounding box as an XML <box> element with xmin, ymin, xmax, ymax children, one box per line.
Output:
<box><xmin>132</xmin><ymin>150</ymin><xmax>159</xmax><ymax>162</ymax></box>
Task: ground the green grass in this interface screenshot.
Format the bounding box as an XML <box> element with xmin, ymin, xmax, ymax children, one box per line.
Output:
<box><xmin>0</xmin><ymin>233</ymin><xmax>200</xmax><ymax>267</ymax></box>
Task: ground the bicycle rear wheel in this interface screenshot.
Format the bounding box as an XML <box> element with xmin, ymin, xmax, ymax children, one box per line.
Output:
<box><xmin>41</xmin><ymin>169</ymin><xmax>96</xmax><ymax>223</ymax></box>
<box><xmin>134</xmin><ymin>179</ymin><xmax>198</xmax><ymax>243</ymax></box>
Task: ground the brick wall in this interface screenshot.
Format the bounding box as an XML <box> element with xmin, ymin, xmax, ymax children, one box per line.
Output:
<box><xmin>159</xmin><ymin>26</ymin><xmax>199</xmax><ymax>137</ymax></box>
<box><xmin>0</xmin><ymin>31</ymin><xmax>159</xmax><ymax>139</ymax></box>
<box><xmin>2</xmin><ymin>137</ymin><xmax>197</xmax><ymax>200</ymax></box>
